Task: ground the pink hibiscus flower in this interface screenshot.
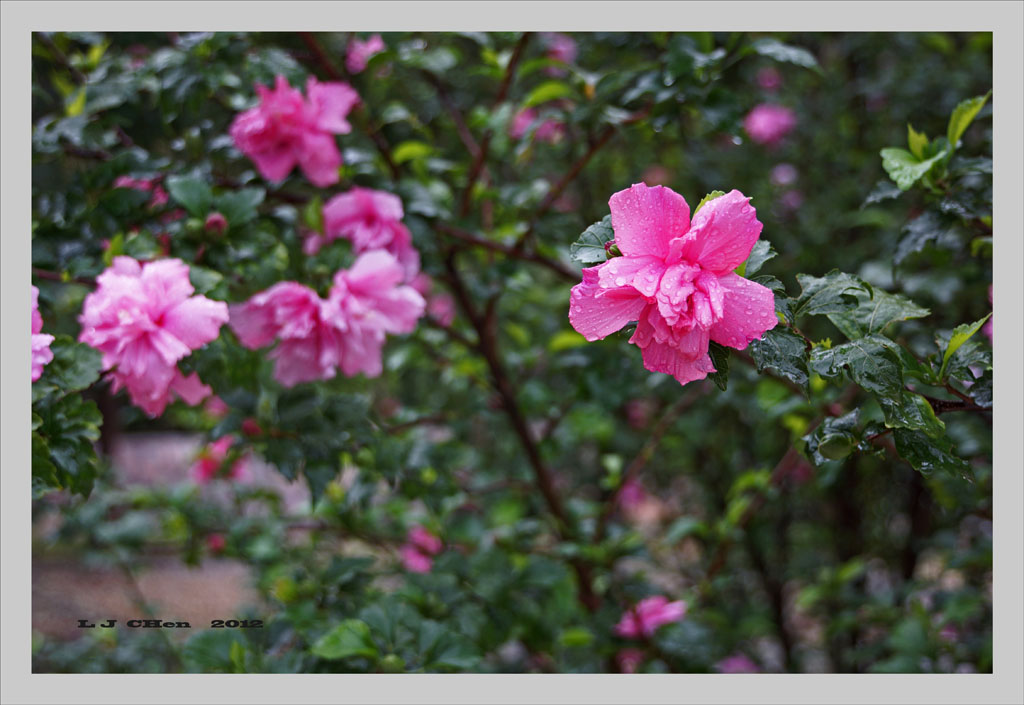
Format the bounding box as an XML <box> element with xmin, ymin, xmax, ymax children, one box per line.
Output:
<box><xmin>569</xmin><ymin>184</ymin><xmax>778</xmax><ymax>386</ymax></box>
<box><xmin>32</xmin><ymin>285</ymin><xmax>55</xmax><ymax>382</ymax></box>
<box><xmin>540</xmin><ymin>32</ymin><xmax>577</xmax><ymax>76</ymax></box>
<box><xmin>308</xmin><ymin>187</ymin><xmax>420</xmax><ymax>279</ymax></box>
<box><xmin>615</xmin><ymin>596</ymin><xmax>687</xmax><ymax>639</ymax></box>
<box><xmin>78</xmin><ymin>257</ymin><xmax>228</xmax><ymax>416</ymax></box>
<box><xmin>229</xmin><ymin>250</ymin><xmax>425</xmax><ymax>386</ymax></box>
<box><xmin>715</xmin><ymin>652</ymin><xmax>761</xmax><ymax>673</ymax></box>
<box><xmin>229</xmin><ymin>75</ymin><xmax>360</xmax><ymax>188</ymax></box>
<box><xmin>346</xmin><ymin>34</ymin><xmax>386</xmax><ymax>74</ymax></box>
<box><xmin>400</xmin><ymin>525</ymin><xmax>442</xmax><ymax>574</ymax></box>
<box><xmin>743</xmin><ymin>103</ymin><xmax>797</xmax><ymax>146</ymax></box>
<box><xmin>191</xmin><ymin>435</ymin><xmax>249</xmax><ymax>484</ymax></box>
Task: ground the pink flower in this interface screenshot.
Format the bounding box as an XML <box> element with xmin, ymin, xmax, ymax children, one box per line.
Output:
<box><xmin>346</xmin><ymin>34</ymin><xmax>386</xmax><ymax>74</ymax></box>
<box><xmin>32</xmin><ymin>286</ymin><xmax>55</xmax><ymax>382</ymax></box>
<box><xmin>400</xmin><ymin>525</ymin><xmax>442</xmax><ymax>574</ymax></box>
<box><xmin>241</xmin><ymin>417</ymin><xmax>263</xmax><ymax>437</ymax></box>
<box><xmin>716</xmin><ymin>652</ymin><xmax>761</xmax><ymax>673</ymax></box>
<box><xmin>983</xmin><ymin>285</ymin><xmax>992</xmax><ymax>342</ymax></box>
<box><xmin>756</xmin><ymin>66</ymin><xmax>782</xmax><ymax>91</ymax></box>
<box><xmin>615</xmin><ymin>596</ymin><xmax>687</xmax><ymax>639</ymax></box>
<box><xmin>314</xmin><ymin>187</ymin><xmax>420</xmax><ymax>279</ymax></box>
<box><xmin>113</xmin><ymin>176</ymin><xmax>168</xmax><ymax>209</ymax></box>
<box><xmin>540</xmin><ymin>32</ymin><xmax>577</xmax><ymax>76</ymax></box>
<box><xmin>569</xmin><ymin>184</ymin><xmax>778</xmax><ymax>387</ymax></box>
<box><xmin>411</xmin><ymin>273</ymin><xmax>456</xmax><ymax>327</ymax></box>
<box><xmin>204</xmin><ymin>395</ymin><xmax>230</xmax><ymax>418</ymax></box>
<box><xmin>509</xmin><ymin>108</ymin><xmax>565</xmax><ymax>144</ymax></box>
<box><xmin>407</xmin><ymin>525</ymin><xmax>442</xmax><ymax>555</ymax></box>
<box><xmin>400</xmin><ymin>544</ymin><xmax>434</xmax><ymax>573</ymax></box>
<box><xmin>78</xmin><ymin>257</ymin><xmax>228</xmax><ymax>416</ymax></box>
<box><xmin>770</xmin><ymin>163</ymin><xmax>798</xmax><ymax>187</ymax></box>
<box><xmin>206</xmin><ymin>533</ymin><xmax>227</xmax><ymax>553</ymax></box>
<box><xmin>229</xmin><ymin>75</ymin><xmax>359</xmax><ymax>188</ymax></box>
<box><xmin>616</xmin><ymin>648</ymin><xmax>646</xmax><ymax>674</ymax></box>
<box><xmin>744</xmin><ymin>104</ymin><xmax>797</xmax><ymax>146</ymax></box>
<box><xmin>191</xmin><ymin>435</ymin><xmax>248</xmax><ymax>484</ymax></box>
<box><xmin>618</xmin><ymin>478</ymin><xmax>647</xmax><ymax>510</ymax></box>
<box><xmin>229</xmin><ymin>250</ymin><xmax>425</xmax><ymax>386</ymax></box>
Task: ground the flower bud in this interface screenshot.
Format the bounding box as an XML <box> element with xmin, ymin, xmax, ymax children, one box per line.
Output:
<box><xmin>205</xmin><ymin>211</ymin><xmax>229</xmax><ymax>236</ymax></box>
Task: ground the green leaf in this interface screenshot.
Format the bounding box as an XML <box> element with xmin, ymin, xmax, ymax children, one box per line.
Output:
<box><xmin>32</xmin><ymin>335</ymin><xmax>103</xmax><ymax>401</ymax></box>
<box><xmin>312</xmin><ymin>619</ymin><xmax>379</xmax><ymax>661</ymax></box>
<box><xmin>895</xmin><ymin>211</ymin><xmax>963</xmax><ymax>266</ymax></box>
<box><xmin>880</xmin><ymin>147</ymin><xmax>946</xmax><ymax>191</ymax></box>
<box><xmin>809</xmin><ymin>334</ymin><xmax>902</xmax><ymax>396</ymax></box>
<box><xmin>569</xmin><ymin>214</ymin><xmax>614</xmax><ymax>264</ymax></box>
<box><xmin>392</xmin><ymin>140</ymin><xmax>434</xmax><ymax>164</ymax></box>
<box><xmin>791</xmin><ymin>271</ymin><xmax>871</xmax><ymax>320</ymax></box>
<box><xmin>694</xmin><ymin>190</ymin><xmax>725</xmax><ymax>215</ymax></box>
<box><xmin>189</xmin><ymin>266</ymin><xmax>224</xmax><ymax>295</ymax></box>
<box><xmin>826</xmin><ymin>288</ymin><xmax>930</xmax><ymax>339</ymax></box>
<box><xmin>213</xmin><ymin>187</ymin><xmax>265</xmax><ymax>227</ymax></box>
<box><xmin>549</xmin><ymin>330</ymin><xmax>587</xmax><ymax>352</ymax></box>
<box><xmin>166</xmin><ymin>175</ymin><xmax>213</xmax><ymax>217</ymax></box>
<box><xmin>750</xmin><ymin>38</ymin><xmax>819</xmax><ymax>71</ymax></box>
<box><xmin>876</xmin><ymin>390</ymin><xmax>945</xmax><ymax>438</ymax></box>
<box><xmin>33</xmin><ymin>393</ymin><xmax>102</xmax><ymax>497</ymax></box>
<box><xmin>707</xmin><ymin>341</ymin><xmax>730</xmax><ymax>391</ymax></box>
<box><xmin>741</xmin><ymin>239</ymin><xmax>776</xmax><ymax>277</ymax></box>
<box><xmin>893</xmin><ymin>429</ymin><xmax>970</xmax><ymax>478</ymax></box>
<box><xmin>803</xmin><ymin>409</ymin><xmax>860</xmax><ymax>464</ymax></box>
<box><xmin>947</xmin><ymin>90</ymin><xmax>991</xmax><ymax>149</ymax></box>
<box><xmin>523</xmin><ymin>80</ymin><xmax>573</xmax><ymax>108</ymax></box>
<box><xmin>65</xmin><ymin>87</ymin><xmax>87</xmax><ymax>117</ymax></box>
<box><xmin>303</xmin><ymin>195</ymin><xmax>324</xmax><ymax>234</ymax></box>
<box><xmin>749</xmin><ymin>327</ymin><xmax>809</xmax><ymax>392</ymax></box>
<box><xmin>907</xmin><ymin>124</ymin><xmax>929</xmax><ymax>159</ymax></box>
<box><xmin>862</xmin><ymin>180</ymin><xmax>903</xmax><ymax>208</ymax></box>
<box><xmin>938</xmin><ymin>314</ymin><xmax>992</xmax><ymax>380</ymax></box>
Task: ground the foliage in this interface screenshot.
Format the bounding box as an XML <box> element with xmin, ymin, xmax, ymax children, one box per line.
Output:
<box><xmin>31</xmin><ymin>31</ymin><xmax>992</xmax><ymax>675</ymax></box>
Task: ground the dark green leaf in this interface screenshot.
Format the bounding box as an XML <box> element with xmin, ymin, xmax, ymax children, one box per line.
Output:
<box><xmin>809</xmin><ymin>334</ymin><xmax>902</xmax><ymax>396</ymax></box>
<box><xmin>895</xmin><ymin>211</ymin><xmax>964</xmax><ymax>265</ymax></box>
<box><xmin>166</xmin><ymin>175</ymin><xmax>213</xmax><ymax>217</ymax></box>
<box><xmin>826</xmin><ymin>288</ymin><xmax>930</xmax><ymax>339</ymax></box>
<box><xmin>707</xmin><ymin>341</ymin><xmax>730</xmax><ymax>391</ymax></box>
<box><xmin>749</xmin><ymin>327</ymin><xmax>809</xmax><ymax>392</ymax></box>
<box><xmin>791</xmin><ymin>271</ymin><xmax>871</xmax><ymax>319</ymax></box>
<box><xmin>214</xmin><ymin>187</ymin><xmax>265</xmax><ymax>227</ymax></box>
<box><xmin>750</xmin><ymin>38</ymin><xmax>819</xmax><ymax>71</ymax></box>
<box><xmin>741</xmin><ymin>239</ymin><xmax>776</xmax><ymax>277</ymax></box>
<box><xmin>569</xmin><ymin>215</ymin><xmax>614</xmax><ymax>264</ymax></box>
<box><xmin>893</xmin><ymin>429</ymin><xmax>970</xmax><ymax>478</ymax></box>
<box><xmin>938</xmin><ymin>314</ymin><xmax>991</xmax><ymax>380</ymax></box>
<box><xmin>876</xmin><ymin>390</ymin><xmax>946</xmax><ymax>437</ymax></box>
<box><xmin>880</xmin><ymin>147</ymin><xmax>945</xmax><ymax>191</ymax></box>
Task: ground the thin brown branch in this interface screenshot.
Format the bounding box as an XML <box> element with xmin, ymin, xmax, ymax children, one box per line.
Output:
<box><xmin>442</xmin><ymin>246</ymin><xmax>599</xmax><ymax>611</ymax></box>
<box><xmin>421</xmin><ymin>70</ymin><xmax>480</xmax><ymax>159</ymax></box>
<box><xmin>437</xmin><ymin>223</ymin><xmax>576</xmax><ymax>282</ymax></box>
<box><xmin>460</xmin><ymin>32</ymin><xmax>531</xmax><ymax>217</ymax></box>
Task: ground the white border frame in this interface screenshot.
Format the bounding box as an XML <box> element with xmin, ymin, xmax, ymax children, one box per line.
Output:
<box><xmin>3</xmin><ymin>3</ymin><xmax>1022</xmax><ymax>704</ymax></box>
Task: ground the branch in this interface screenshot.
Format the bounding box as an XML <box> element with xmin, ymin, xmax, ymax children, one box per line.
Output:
<box><xmin>442</xmin><ymin>246</ymin><xmax>599</xmax><ymax>611</ymax></box>
<box><xmin>459</xmin><ymin>32</ymin><xmax>531</xmax><ymax>217</ymax></box>
<box><xmin>436</xmin><ymin>223</ymin><xmax>576</xmax><ymax>282</ymax></box>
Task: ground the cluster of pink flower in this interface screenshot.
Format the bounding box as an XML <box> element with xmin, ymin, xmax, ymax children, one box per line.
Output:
<box><xmin>615</xmin><ymin>595</ymin><xmax>687</xmax><ymax>639</ymax></box>
<box><xmin>229</xmin><ymin>75</ymin><xmax>360</xmax><ymax>187</ymax></box>
<box><xmin>77</xmin><ymin>257</ymin><xmax>229</xmax><ymax>416</ymax></box>
<box><xmin>400</xmin><ymin>525</ymin><xmax>443</xmax><ymax>574</ymax></box>
<box><xmin>31</xmin><ymin>286</ymin><xmax>55</xmax><ymax>382</ymax></box>
<box><xmin>229</xmin><ymin>250</ymin><xmax>425</xmax><ymax>386</ymax></box>
<box><xmin>569</xmin><ymin>183</ymin><xmax>778</xmax><ymax>387</ymax></box>
<box><xmin>191</xmin><ymin>435</ymin><xmax>249</xmax><ymax>484</ymax></box>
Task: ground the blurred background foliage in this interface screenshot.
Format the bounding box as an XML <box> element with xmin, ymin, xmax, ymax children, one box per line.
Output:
<box><xmin>31</xmin><ymin>31</ymin><xmax>991</xmax><ymax>674</ymax></box>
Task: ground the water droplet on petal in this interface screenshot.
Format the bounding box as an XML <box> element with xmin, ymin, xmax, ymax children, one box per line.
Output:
<box><xmin>615</xmin><ymin>277</ymin><xmax>626</xmax><ymax>286</ymax></box>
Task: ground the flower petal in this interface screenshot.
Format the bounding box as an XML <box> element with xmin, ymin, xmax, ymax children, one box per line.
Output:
<box><xmin>683</xmin><ymin>190</ymin><xmax>762</xmax><ymax>274</ymax></box>
<box><xmin>569</xmin><ymin>271</ymin><xmax>647</xmax><ymax>342</ymax></box>
<box><xmin>639</xmin><ymin>331</ymin><xmax>715</xmax><ymax>386</ymax></box>
<box><xmin>709</xmin><ymin>273</ymin><xmax>779</xmax><ymax>350</ymax></box>
<box><xmin>597</xmin><ymin>255</ymin><xmax>665</xmax><ymax>297</ymax></box>
<box><xmin>609</xmin><ymin>183</ymin><xmax>691</xmax><ymax>258</ymax></box>
<box><xmin>163</xmin><ymin>296</ymin><xmax>229</xmax><ymax>350</ymax></box>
